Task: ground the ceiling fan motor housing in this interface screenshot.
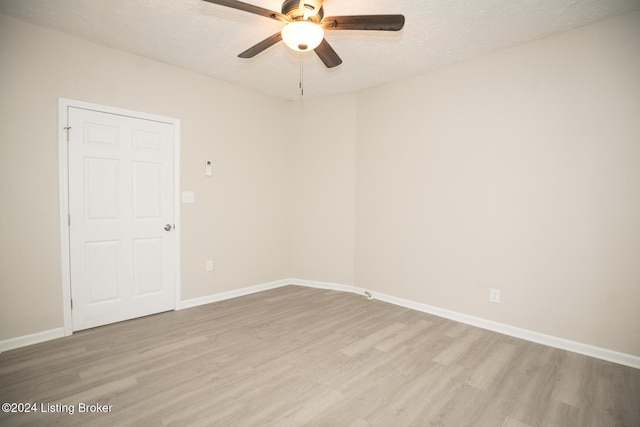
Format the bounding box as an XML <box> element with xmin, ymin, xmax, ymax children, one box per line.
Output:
<box><xmin>281</xmin><ymin>0</ymin><xmax>324</xmax><ymax>22</ymax></box>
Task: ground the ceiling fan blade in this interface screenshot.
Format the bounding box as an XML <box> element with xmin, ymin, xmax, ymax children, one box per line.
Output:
<box><xmin>314</xmin><ymin>38</ymin><xmax>342</xmax><ymax>68</ymax></box>
<box><xmin>322</xmin><ymin>15</ymin><xmax>405</xmax><ymax>31</ymax></box>
<box><xmin>238</xmin><ymin>32</ymin><xmax>283</xmax><ymax>58</ymax></box>
<box><xmin>202</xmin><ymin>0</ymin><xmax>288</xmax><ymax>22</ymax></box>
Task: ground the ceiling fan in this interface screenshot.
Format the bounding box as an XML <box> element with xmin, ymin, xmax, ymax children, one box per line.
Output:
<box><xmin>202</xmin><ymin>0</ymin><xmax>405</xmax><ymax>68</ymax></box>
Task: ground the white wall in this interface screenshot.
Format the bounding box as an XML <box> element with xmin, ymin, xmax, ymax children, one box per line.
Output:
<box><xmin>356</xmin><ymin>11</ymin><xmax>640</xmax><ymax>356</ymax></box>
<box><xmin>0</xmin><ymin>15</ymin><xmax>291</xmax><ymax>340</ymax></box>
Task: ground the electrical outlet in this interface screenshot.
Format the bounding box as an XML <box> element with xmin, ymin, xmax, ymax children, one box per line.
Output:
<box><xmin>206</xmin><ymin>260</ymin><xmax>213</xmax><ymax>271</ymax></box>
<box><xmin>489</xmin><ymin>288</ymin><xmax>501</xmax><ymax>303</ymax></box>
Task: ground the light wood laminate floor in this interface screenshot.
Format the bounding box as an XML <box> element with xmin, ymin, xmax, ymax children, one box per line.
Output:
<box><xmin>1</xmin><ymin>285</ymin><xmax>639</xmax><ymax>426</ymax></box>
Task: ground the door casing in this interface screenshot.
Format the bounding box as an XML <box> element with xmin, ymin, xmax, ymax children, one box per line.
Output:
<box><xmin>58</xmin><ymin>98</ymin><xmax>181</xmax><ymax>336</ymax></box>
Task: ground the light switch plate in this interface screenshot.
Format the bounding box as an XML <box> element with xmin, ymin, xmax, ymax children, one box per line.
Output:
<box><xmin>182</xmin><ymin>191</ymin><xmax>195</xmax><ymax>204</ymax></box>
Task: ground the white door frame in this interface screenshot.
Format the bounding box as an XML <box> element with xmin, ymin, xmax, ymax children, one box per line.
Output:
<box><xmin>58</xmin><ymin>98</ymin><xmax>181</xmax><ymax>336</ymax></box>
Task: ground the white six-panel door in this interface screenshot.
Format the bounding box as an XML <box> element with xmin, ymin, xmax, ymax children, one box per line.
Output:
<box><xmin>68</xmin><ymin>106</ymin><xmax>176</xmax><ymax>330</ymax></box>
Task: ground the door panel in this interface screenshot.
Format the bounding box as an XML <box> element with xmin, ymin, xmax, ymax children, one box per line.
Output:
<box><xmin>133</xmin><ymin>237</ymin><xmax>163</xmax><ymax>296</ymax></box>
<box><xmin>85</xmin><ymin>240</ymin><xmax>121</xmax><ymax>304</ymax></box>
<box><xmin>133</xmin><ymin>161</ymin><xmax>162</xmax><ymax>218</ymax></box>
<box><xmin>85</xmin><ymin>157</ymin><xmax>119</xmax><ymax>220</ymax></box>
<box><xmin>69</xmin><ymin>107</ymin><xmax>175</xmax><ymax>331</ymax></box>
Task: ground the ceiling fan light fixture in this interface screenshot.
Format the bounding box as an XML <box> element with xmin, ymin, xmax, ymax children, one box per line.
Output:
<box><xmin>281</xmin><ymin>21</ymin><xmax>324</xmax><ymax>52</ymax></box>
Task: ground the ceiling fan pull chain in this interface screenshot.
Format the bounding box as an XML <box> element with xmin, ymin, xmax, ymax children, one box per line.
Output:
<box><xmin>299</xmin><ymin>57</ymin><xmax>304</xmax><ymax>98</ymax></box>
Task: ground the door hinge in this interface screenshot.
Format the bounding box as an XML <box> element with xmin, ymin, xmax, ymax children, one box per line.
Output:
<box><xmin>68</xmin><ymin>213</ymin><xmax>71</xmax><ymax>227</ymax></box>
<box><xmin>71</xmin><ymin>299</ymin><xmax>73</xmax><ymax>310</ymax></box>
<box><xmin>63</xmin><ymin>126</ymin><xmax>71</xmax><ymax>142</ymax></box>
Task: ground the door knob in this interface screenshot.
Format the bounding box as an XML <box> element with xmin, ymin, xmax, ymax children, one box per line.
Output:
<box><xmin>164</xmin><ymin>224</ymin><xmax>173</xmax><ymax>231</ymax></box>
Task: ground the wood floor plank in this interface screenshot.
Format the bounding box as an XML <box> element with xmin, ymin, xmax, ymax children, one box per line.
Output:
<box><xmin>432</xmin><ymin>327</ymin><xmax>483</xmax><ymax>366</ymax></box>
<box><xmin>0</xmin><ymin>285</ymin><xmax>638</xmax><ymax>427</ymax></box>
<box><xmin>374</xmin><ymin>319</ymin><xmax>433</xmax><ymax>352</ymax></box>
<box><xmin>466</xmin><ymin>342</ymin><xmax>518</xmax><ymax>390</ymax></box>
<box><xmin>340</xmin><ymin>322</ymin><xmax>407</xmax><ymax>356</ymax></box>
<box><xmin>551</xmin><ymin>350</ymin><xmax>590</xmax><ymax>409</ymax></box>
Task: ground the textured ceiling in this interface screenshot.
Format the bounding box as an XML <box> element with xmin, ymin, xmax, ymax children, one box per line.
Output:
<box><xmin>1</xmin><ymin>0</ymin><xmax>639</xmax><ymax>100</ymax></box>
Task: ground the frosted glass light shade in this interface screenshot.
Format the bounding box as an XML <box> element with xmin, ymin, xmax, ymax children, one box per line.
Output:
<box><xmin>281</xmin><ymin>21</ymin><xmax>324</xmax><ymax>52</ymax></box>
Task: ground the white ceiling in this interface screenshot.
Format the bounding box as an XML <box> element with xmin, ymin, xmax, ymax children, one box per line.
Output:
<box><xmin>1</xmin><ymin>0</ymin><xmax>639</xmax><ymax>100</ymax></box>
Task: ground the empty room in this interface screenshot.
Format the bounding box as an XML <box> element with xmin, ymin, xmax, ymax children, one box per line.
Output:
<box><xmin>0</xmin><ymin>0</ymin><xmax>639</xmax><ymax>426</ymax></box>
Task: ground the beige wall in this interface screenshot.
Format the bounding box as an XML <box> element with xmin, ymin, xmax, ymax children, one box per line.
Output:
<box><xmin>0</xmin><ymin>15</ymin><xmax>291</xmax><ymax>339</ymax></box>
<box><xmin>2</xmin><ymin>10</ymin><xmax>639</xmax><ymax>358</ymax></box>
<box><xmin>289</xmin><ymin>95</ymin><xmax>357</xmax><ymax>285</ymax></box>
<box><xmin>356</xmin><ymin>11</ymin><xmax>640</xmax><ymax>356</ymax></box>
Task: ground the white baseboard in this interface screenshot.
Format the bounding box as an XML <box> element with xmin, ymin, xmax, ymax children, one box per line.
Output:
<box><xmin>177</xmin><ymin>279</ymin><xmax>290</xmax><ymax>310</ymax></box>
<box><xmin>0</xmin><ymin>328</ymin><xmax>65</xmax><ymax>353</ymax></box>
<box><xmin>288</xmin><ymin>279</ymin><xmax>640</xmax><ymax>369</ymax></box>
<box><xmin>4</xmin><ymin>279</ymin><xmax>639</xmax><ymax>369</ymax></box>
<box><xmin>368</xmin><ymin>288</ymin><xmax>640</xmax><ymax>369</ymax></box>
<box><xmin>287</xmin><ymin>278</ymin><xmax>360</xmax><ymax>294</ymax></box>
